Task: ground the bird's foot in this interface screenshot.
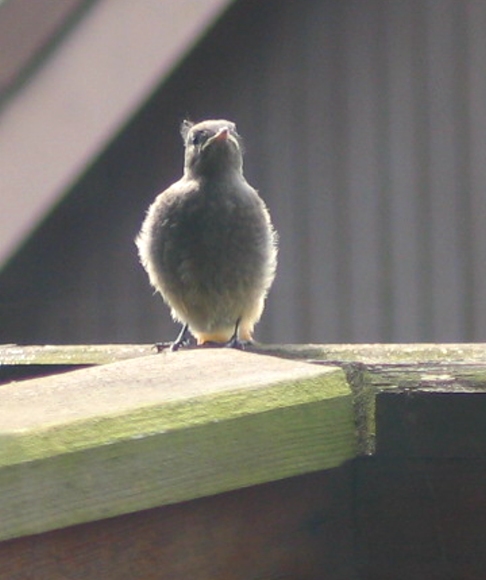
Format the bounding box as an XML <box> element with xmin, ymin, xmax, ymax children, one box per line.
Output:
<box><xmin>199</xmin><ymin>338</ymin><xmax>251</xmax><ymax>350</ymax></box>
<box><xmin>153</xmin><ymin>324</ymin><xmax>192</xmax><ymax>353</ymax></box>
<box><xmin>153</xmin><ymin>341</ymin><xmax>172</xmax><ymax>353</ymax></box>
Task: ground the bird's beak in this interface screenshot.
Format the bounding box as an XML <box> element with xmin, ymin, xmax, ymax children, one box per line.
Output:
<box><xmin>213</xmin><ymin>127</ymin><xmax>229</xmax><ymax>142</ymax></box>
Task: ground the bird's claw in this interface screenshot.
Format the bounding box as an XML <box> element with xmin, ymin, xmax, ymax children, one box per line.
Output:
<box><xmin>153</xmin><ymin>323</ymin><xmax>192</xmax><ymax>353</ymax></box>
<box><xmin>153</xmin><ymin>341</ymin><xmax>172</xmax><ymax>353</ymax></box>
<box><xmin>199</xmin><ymin>338</ymin><xmax>250</xmax><ymax>350</ymax></box>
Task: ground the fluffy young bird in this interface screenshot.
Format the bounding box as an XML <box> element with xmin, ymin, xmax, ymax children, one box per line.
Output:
<box><xmin>136</xmin><ymin>119</ymin><xmax>278</xmax><ymax>349</ymax></box>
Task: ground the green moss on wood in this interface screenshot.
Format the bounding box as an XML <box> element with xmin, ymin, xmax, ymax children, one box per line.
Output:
<box><xmin>0</xmin><ymin>349</ymin><xmax>356</xmax><ymax>542</ymax></box>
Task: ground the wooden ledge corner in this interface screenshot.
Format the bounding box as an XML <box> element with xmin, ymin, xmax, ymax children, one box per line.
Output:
<box><xmin>0</xmin><ymin>348</ymin><xmax>355</xmax><ymax>541</ymax></box>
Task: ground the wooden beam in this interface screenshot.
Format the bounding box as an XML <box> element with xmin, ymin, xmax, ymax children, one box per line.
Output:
<box><xmin>0</xmin><ymin>468</ymin><xmax>356</xmax><ymax>580</ymax></box>
<box><xmin>2</xmin><ymin>342</ymin><xmax>486</xmax><ymax>577</ymax></box>
<box><xmin>3</xmin><ymin>342</ymin><xmax>486</xmax><ymax>366</ymax></box>
<box><xmin>0</xmin><ymin>0</ymin><xmax>88</xmax><ymax>96</ymax></box>
<box><xmin>0</xmin><ymin>348</ymin><xmax>355</xmax><ymax>541</ymax></box>
<box><xmin>0</xmin><ymin>0</ymin><xmax>234</xmax><ymax>268</ymax></box>
<box><xmin>3</xmin><ymin>342</ymin><xmax>486</xmax><ymax>381</ymax></box>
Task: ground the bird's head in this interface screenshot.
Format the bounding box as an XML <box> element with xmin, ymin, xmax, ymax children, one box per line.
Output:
<box><xmin>181</xmin><ymin>119</ymin><xmax>244</xmax><ymax>178</ymax></box>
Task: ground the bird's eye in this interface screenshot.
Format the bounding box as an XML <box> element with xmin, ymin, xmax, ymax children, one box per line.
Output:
<box><xmin>190</xmin><ymin>130</ymin><xmax>208</xmax><ymax>146</ymax></box>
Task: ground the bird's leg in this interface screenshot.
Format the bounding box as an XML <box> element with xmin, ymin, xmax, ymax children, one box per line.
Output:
<box><xmin>170</xmin><ymin>323</ymin><xmax>192</xmax><ymax>351</ymax></box>
<box><xmin>225</xmin><ymin>317</ymin><xmax>245</xmax><ymax>350</ymax></box>
<box><xmin>154</xmin><ymin>323</ymin><xmax>191</xmax><ymax>352</ymax></box>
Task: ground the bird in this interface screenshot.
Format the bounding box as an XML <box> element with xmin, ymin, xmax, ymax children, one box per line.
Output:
<box><xmin>136</xmin><ymin>119</ymin><xmax>278</xmax><ymax>350</ymax></box>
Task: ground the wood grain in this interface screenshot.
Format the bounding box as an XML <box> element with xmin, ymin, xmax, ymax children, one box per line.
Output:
<box><xmin>0</xmin><ymin>348</ymin><xmax>355</xmax><ymax>541</ymax></box>
<box><xmin>0</xmin><ymin>467</ymin><xmax>357</xmax><ymax>580</ymax></box>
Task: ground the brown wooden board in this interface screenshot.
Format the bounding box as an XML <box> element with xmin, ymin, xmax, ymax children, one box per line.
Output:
<box><xmin>375</xmin><ymin>391</ymin><xmax>486</xmax><ymax>458</ymax></box>
<box><xmin>356</xmin><ymin>458</ymin><xmax>486</xmax><ymax>580</ymax></box>
<box><xmin>0</xmin><ymin>467</ymin><xmax>356</xmax><ymax>580</ymax></box>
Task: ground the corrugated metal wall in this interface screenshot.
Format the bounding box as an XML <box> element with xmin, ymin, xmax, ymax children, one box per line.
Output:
<box><xmin>1</xmin><ymin>0</ymin><xmax>486</xmax><ymax>344</ymax></box>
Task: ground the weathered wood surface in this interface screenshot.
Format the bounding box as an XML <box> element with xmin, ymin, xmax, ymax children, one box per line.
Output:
<box><xmin>2</xmin><ymin>342</ymin><xmax>486</xmax><ymax>367</ymax></box>
<box><xmin>260</xmin><ymin>342</ymin><xmax>486</xmax><ymax>364</ymax></box>
<box><xmin>2</xmin><ymin>343</ymin><xmax>486</xmax><ymax>579</ymax></box>
<box><xmin>0</xmin><ymin>343</ymin><xmax>153</xmax><ymax>384</ymax></box>
<box><xmin>0</xmin><ymin>348</ymin><xmax>354</xmax><ymax>542</ymax></box>
<box><xmin>0</xmin><ymin>343</ymin><xmax>153</xmax><ymax>366</ymax></box>
<box><xmin>3</xmin><ymin>342</ymin><xmax>486</xmax><ymax>462</ymax></box>
<box><xmin>350</xmin><ymin>347</ymin><xmax>486</xmax><ymax>578</ymax></box>
<box><xmin>0</xmin><ymin>467</ymin><xmax>357</xmax><ymax>580</ymax></box>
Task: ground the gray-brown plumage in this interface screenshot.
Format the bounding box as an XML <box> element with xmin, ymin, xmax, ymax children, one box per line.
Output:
<box><xmin>136</xmin><ymin>119</ymin><xmax>278</xmax><ymax>348</ymax></box>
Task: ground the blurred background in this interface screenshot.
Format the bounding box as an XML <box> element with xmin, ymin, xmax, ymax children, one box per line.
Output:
<box><xmin>1</xmin><ymin>0</ymin><xmax>485</xmax><ymax>345</ymax></box>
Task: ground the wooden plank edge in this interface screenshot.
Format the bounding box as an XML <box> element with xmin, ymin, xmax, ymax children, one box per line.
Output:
<box><xmin>1</xmin><ymin>365</ymin><xmax>352</xmax><ymax>466</ymax></box>
<box><xmin>3</xmin><ymin>342</ymin><xmax>486</xmax><ymax>366</ymax></box>
<box><xmin>0</xmin><ymin>356</ymin><xmax>355</xmax><ymax>541</ymax></box>
<box><xmin>0</xmin><ymin>343</ymin><xmax>153</xmax><ymax>366</ymax></box>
